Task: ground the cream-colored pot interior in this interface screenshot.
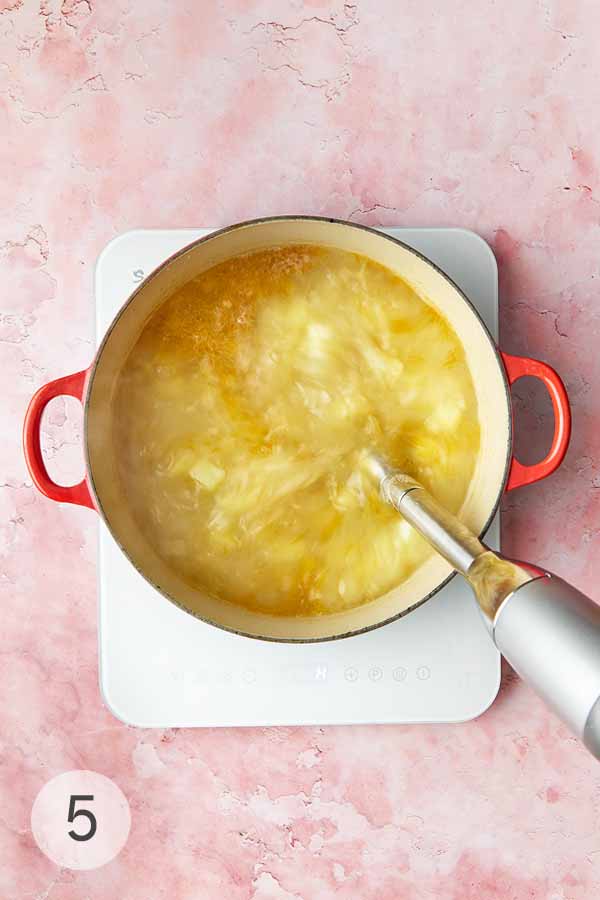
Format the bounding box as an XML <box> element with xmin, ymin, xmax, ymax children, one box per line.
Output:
<box><xmin>86</xmin><ymin>217</ymin><xmax>511</xmax><ymax>641</ymax></box>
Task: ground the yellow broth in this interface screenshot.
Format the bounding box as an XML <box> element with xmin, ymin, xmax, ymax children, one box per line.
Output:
<box><xmin>114</xmin><ymin>246</ymin><xmax>480</xmax><ymax>616</ymax></box>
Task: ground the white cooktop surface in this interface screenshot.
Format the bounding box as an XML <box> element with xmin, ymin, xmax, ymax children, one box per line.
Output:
<box><xmin>95</xmin><ymin>226</ymin><xmax>501</xmax><ymax>728</ymax></box>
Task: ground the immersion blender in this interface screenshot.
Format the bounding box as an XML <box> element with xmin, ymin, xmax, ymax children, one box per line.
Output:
<box><xmin>369</xmin><ymin>459</ymin><xmax>600</xmax><ymax>760</ymax></box>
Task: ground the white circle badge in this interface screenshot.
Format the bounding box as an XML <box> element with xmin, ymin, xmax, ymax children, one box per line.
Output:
<box><xmin>31</xmin><ymin>770</ymin><xmax>131</xmax><ymax>870</ymax></box>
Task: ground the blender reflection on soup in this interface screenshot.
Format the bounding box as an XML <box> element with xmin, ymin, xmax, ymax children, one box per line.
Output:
<box><xmin>113</xmin><ymin>245</ymin><xmax>480</xmax><ymax>616</ymax></box>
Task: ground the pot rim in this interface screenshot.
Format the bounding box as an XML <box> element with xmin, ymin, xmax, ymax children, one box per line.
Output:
<box><xmin>84</xmin><ymin>215</ymin><xmax>513</xmax><ymax>643</ymax></box>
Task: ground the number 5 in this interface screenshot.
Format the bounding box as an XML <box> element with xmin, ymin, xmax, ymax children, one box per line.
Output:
<box><xmin>68</xmin><ymin>794</ymin><xmax>97</xmax><ymax>842</ymax></box>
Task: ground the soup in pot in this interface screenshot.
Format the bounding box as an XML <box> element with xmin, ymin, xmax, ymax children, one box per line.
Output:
<box><xmin>113</xmin><ymin>245</ymin><xmax>480</xmax><ymax>616</ymax></box>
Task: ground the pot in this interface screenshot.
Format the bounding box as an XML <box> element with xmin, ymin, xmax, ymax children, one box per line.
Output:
<box><xmin>23</xmin><ymin>217</ymin><xmax>571</xmax><ymax>641</ymax></box>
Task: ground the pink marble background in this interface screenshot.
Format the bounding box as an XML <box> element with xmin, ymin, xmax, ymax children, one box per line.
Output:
<box><xmin>2</xmin><ymin>0</ymin><xmax>600</xmax><ymax>896</ymax></box>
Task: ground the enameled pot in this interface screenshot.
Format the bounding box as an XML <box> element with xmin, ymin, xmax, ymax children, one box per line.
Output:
<box><xmin>23</xmin><ymin>217</ymin><xmax>571</xmax><ymax>641</ymax></box>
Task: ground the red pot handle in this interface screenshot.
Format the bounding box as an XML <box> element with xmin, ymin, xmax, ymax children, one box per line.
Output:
<box><xmin>23</xmin><ymin>369</ymin><xmax>95</xmax><ymax>509</ymax></box>
<box><xmin>502</xmin><ymin>351</ymin><xmax>571</xmax><ymax>491</ymax></box>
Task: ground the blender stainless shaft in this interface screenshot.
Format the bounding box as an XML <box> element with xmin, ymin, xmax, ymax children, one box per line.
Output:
<box><xmin>380</xmin><ymin>473</ymin><xmax>486</xmax><ymax>575</ymax></box>
<box><xmin>378</xmin><ymin>470</ymin><xmax>600</xmax><ymax>760</ymax></box>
